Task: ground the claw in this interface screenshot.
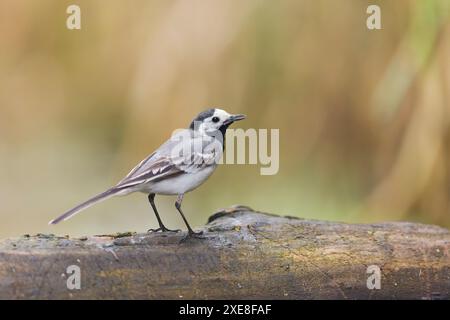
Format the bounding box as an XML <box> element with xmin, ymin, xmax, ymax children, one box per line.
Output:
<box><xmin>147</xmin><ymin>227</ymin><xmax>181</xmax><ymax>233</ymax></box>
<box><xmin>190</xmin><ymin>230</ymin><xmax>204</xmax><ymax>237</ymax></box>
<box><xmin>179</xmin><ymin>230</ymin><xmax>204</xmax><ymax>243</ymax></box>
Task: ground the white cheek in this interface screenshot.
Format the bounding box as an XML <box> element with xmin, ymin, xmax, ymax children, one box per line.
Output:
<box><xmin>198</xmin><ymin>123</ymin><xmax>207</xmax><ymax>133</ymax></box>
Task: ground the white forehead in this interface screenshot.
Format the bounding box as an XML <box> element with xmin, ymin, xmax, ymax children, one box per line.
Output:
<box><xmin>213</xmin><ymin>108</ymin><xmax>231</xmax><ymax>119</ymax></box>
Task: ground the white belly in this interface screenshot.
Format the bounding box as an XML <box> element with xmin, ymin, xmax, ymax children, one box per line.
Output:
<box><xmin>139</xmin><ymin>165</ymin><xmax>217</xmax><ymax>195</ymax></box>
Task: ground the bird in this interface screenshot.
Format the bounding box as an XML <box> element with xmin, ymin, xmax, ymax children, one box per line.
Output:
<box><xmin>49</xmin><ymin>108</ymin><xmax>246</xmax><ymax>237</ymax></box>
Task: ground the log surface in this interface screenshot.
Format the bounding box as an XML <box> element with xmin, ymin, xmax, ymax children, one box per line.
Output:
<box><xmin>0</xmin><ymin>207</ymin><xmax>449</xmax><ymax>299</ymax></box>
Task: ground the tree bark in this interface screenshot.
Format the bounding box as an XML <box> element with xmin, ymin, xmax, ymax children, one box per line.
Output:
<box><xmin>0</xmin><ymin>206</ymin><xmax>449</xmax><ymax>299</ymax></box>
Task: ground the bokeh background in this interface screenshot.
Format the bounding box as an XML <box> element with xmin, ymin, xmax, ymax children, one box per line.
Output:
<box><xmin>1</xmin><ymin>0</ymin><xmax>449</xmax><ymax>237</ymax></box>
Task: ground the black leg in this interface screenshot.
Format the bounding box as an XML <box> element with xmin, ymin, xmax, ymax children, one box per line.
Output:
<box><xmin>147</xmin><ymin>194</ymin><xmax>180</xmax><ymax>233</ymax></box>
<box><xmin>175</xmin><ymin>194</ymin><xmax>203</xmax><ymax>237</ymax></box>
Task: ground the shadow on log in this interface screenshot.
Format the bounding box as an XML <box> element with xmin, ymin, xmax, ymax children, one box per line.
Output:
<box><xmin>0</xmin><ymin>206</ymin><xmax>449</xmax><ymax>299</ymax></box>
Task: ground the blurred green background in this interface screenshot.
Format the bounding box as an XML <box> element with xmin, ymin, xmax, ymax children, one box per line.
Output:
<box><xmin>0</xmin><ymin>0</ymin><xmax>449</xmax><ymax>237</ymax></box>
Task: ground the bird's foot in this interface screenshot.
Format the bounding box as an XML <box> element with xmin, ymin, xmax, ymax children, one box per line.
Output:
<box><xmin>179</xmin><ymin>230</ymin><xmax>204</xmax><ymax>243</ymax></box>
<box><xmin>147</xmin><ymin>227</ymin><xmax>181</xmax><ymax>233</ymax></box>
<box><xmin>189</xmin><ymin>230</ymin><xmax>204</xmax><ymax>237</ymax></box>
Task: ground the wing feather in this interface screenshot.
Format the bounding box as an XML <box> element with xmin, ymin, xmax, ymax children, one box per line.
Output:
<box><xmin>115</xmin><ymin>129</ymin><xmax>222</xmax><ymax>189</ymax></box>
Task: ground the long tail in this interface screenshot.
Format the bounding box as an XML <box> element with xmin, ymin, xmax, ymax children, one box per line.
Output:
<box><xmin>49</xmin><ymin>188</ymin><xmax>121</xmax><ymax>225</ymax></box>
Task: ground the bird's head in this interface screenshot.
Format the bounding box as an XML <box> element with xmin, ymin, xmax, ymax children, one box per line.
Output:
<box><xmin>189</xmin><ymin>108</ymin><xmax>246</xmax><ymax>136</ymax></box>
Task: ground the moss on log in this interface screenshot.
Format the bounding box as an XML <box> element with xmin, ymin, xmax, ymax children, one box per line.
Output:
<box><xmin>0</xmin><ymin>206</ymin><xmax>449</xmax><ymax>299</ymax></box>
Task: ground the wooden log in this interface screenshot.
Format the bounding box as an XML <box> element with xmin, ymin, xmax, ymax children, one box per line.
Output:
<box><xmin>0</xmin><ymin>206</ymin><xmax>449</xmax><ymax>299</ymax></box>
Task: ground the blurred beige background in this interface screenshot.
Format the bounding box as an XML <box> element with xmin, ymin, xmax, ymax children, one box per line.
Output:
<box><xmin>0</xmin><ymin>0</ymin><xmax>449</xmax><ymax>237</ymax></box>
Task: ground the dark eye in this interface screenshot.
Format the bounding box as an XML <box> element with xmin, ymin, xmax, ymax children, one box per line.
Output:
<box><xmin>212</xmin><ymin>117</ymin><xmax>220</xmax><ymax>123</ymax></box>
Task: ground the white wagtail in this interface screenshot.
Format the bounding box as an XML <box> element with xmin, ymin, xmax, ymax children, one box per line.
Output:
<box><xmin>49</xmin><ymin>108</ymin><xmax>246</xmax><ymax>237</ymax></box>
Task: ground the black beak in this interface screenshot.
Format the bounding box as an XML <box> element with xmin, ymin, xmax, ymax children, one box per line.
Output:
<box><xmin>224</xmin><ymin>114</ymin><xmax>246</xmax><ymax>125</ymax></box>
